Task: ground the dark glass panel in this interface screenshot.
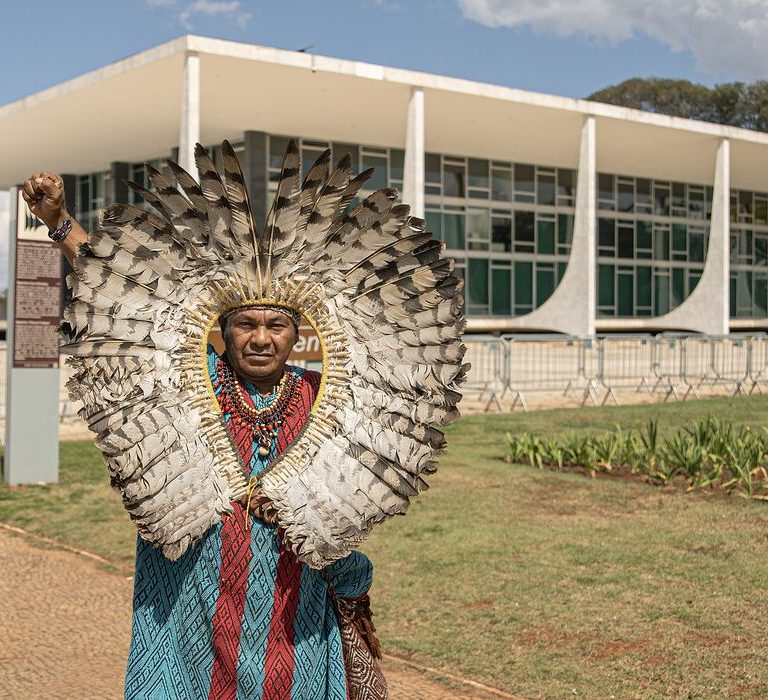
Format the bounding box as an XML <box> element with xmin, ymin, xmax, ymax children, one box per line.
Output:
<box><xmin>468</xmin><ymin>258</ymin><xmax>489</xmax><ymax>307</ymax></box>
<box><xmin>491</xmin><ymin>268</ymin><xmax>512</xmax><ymax>315</ymax></box>
<box><xmin>598</xmin><ymin>264</ymin><xmax>615</xmax><ymax>307</ymax></box>
<box><xmin>443</xmin><ymin>161</ymin><xmax>466</xmax><ymax>197</ymax></box>
<box><xmin>468</xmin><ymin>158</ymin><xmax>489</xmax><ymax>189</ymax></box>
<box><xmin>537</xmin><ymin>172</ymin><xmax>556</xmax><ymax>206</ymax></box>
<box><xmin>618</xmin><ymin>224</ymin><xmax>634</xmax><ymax>258</ymax></box>
<box><xmin>491</xmin><ymin>169</ymin><xmax>512</xmax><ymax>201</ymax></box>
<box><xmin>618</xmin><ymin>273</ymin><xmax>634</xmax><ymax>316</ymax></box>
<box><xmin>442</xmin><ymin>213</ymin><xmax>465</xmax><ymax>249</ymax></box>
<box><xmin>491</xmin><ymin>216</ymin><xmax>512</xmax><ymax>252</ymax></box>
<box><xmin>514</xmin><ymin>261</ymin><xmax>533</xmax><ymax>305</ymax></box>
<box><xmin>514</xmin><ymin>211</ymin><xmax>535</xmax><ymax>252</ymax></box>
<box><xmin>637</xmin><ymin>266</ymin><xmax>652</xmax><ymax>307</ymax></box>
<box><xmin>536</xmin><ymin>267</ymin><xmax>555</xmax><ymax>306</ymax></box>
<box><xmin>362</xmin><ymin>154</ymin><xmax>388</xmax><ymax>190</ymax></box>
<box><xmin>537</xmin><ymin>219</ymin><xmax>555</xmax><ymax>254</ymax></box>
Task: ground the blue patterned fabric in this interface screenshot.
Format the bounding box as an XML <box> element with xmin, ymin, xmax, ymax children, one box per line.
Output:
<box><xmin>124</xmin><ymin>346</ymin><xmax>373</xmax><ymax>699</ymax></box>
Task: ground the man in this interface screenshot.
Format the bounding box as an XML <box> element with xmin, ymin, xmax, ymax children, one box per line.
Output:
<box><xmin>22</xmin><ymin>172</ymin><xmax>378</xmax><ymax>700</ymax></box>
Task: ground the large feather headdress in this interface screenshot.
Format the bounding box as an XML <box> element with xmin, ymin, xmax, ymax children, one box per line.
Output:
<box><xmin>61</xmin><ymin>141</ymin><xmax>467</xmax><ymax>568</ymax></box>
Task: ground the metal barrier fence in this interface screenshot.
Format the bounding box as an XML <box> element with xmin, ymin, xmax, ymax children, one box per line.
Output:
<box><xmin>462</xmin><ymin>333</ymin><xmax>768</xmax><ymax>411</ymax></box>
<box><xmin>0</xmin><ymin>335</ymin><xmax>766</xmax><ymax>425</ymax></box>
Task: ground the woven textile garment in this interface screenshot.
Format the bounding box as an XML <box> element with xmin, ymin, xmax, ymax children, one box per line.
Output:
<box><xmin>124</xmin><ymin>346</ymin><xmax>373</xmax><ymax>700</ymax></box>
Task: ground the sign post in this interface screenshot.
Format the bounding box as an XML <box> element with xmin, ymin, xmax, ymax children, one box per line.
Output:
<box><xmin>4</xmin><ymin>188</ymin><xmax>61</xmax><ymax>485</ymax></box>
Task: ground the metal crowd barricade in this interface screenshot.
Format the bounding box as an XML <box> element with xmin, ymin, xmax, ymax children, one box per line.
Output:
<box><xmin>462</xmin><ymin>335</ymin><xmax>510</xmax><ymax>411</ymax></box>
<box><xmin>592</xmin><ymin>334</ymin><xmax>656</xmax><ymax>406</ymax></box>
<box><xmin>651</xmin><ymin>334</ymin><xmax>686</xmax><ymax>401</ymax></box>
<box><xmin>501</xmin><ymin>334</ymin><xmax>586</xmax><ymax>411</ymax></box>
<box><xmin>679</xmin><ymin>334</ymin><xmax>753</xmax><ymax>399</ymax></box>
<box><xmin>748</xmin><ymin>334</ymin><xmax>768</xmax><ymax>393</ymax></box>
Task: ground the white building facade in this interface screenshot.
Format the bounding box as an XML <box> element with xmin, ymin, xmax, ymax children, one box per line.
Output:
<box><xmin>3</xmin><ymin>35</ymin><xmax>768</xmax><ymax>336</ymax></box>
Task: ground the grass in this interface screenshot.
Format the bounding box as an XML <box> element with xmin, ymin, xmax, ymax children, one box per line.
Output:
<box><xmin>3</xmin><ymin>395</ymin><xmax>768</xmax><ymax>697</ymax></box>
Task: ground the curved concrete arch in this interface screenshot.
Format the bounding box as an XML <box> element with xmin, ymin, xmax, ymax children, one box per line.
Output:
<box><xmin>471</xmin><ymin>116</ymin><xmax>596</xmax><ymax>336</ymax></box>
<box><xmin>647</xmin><ymin>138</ymin><xmax>729</xmax><ymax>335</ymax></box>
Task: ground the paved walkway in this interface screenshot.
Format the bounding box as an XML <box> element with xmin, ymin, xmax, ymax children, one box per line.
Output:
<box><xmin>0</xmin><ymin>530</ymin><xmax>511</xmax><ymax>699</ymax></box>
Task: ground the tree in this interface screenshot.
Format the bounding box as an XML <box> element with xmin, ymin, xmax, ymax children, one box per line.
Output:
<box><xmin>587</xmin><ymin>78</ymin><xmax>768</xmax><ymax>133</ymax></box>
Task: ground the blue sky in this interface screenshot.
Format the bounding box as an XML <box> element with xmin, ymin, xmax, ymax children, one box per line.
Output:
<box><xmin>2</xmin><ymin>0</ymin><xmax>764</xmax><ymax>109</ymax></box>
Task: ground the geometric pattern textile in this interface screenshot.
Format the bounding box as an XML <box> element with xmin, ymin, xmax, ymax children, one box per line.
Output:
<box><xmin>125</xmin><ymin>348</ymin><xmax>373</xmax><ymax>699</ymax></box>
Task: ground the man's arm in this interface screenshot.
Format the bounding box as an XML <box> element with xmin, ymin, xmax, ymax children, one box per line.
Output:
<box><xmin>20</xmin><ymin>171</ymin><xmax>88</xmax><ymax>266</ymax></box>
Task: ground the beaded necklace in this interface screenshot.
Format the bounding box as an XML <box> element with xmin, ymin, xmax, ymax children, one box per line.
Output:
<box><xmin>217</xmin><ymin>358</ymin><xmax>300</xmax><ymax>457</ymax></box>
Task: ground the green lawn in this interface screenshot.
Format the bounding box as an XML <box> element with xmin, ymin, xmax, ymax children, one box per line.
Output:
<box><xmin>3</xmin><ymin>396</ymin><xmax>768</xmax><ymax>697</ymax></box>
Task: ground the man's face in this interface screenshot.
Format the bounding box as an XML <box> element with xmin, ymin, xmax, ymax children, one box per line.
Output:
<box><xmin>223</xmin><ymin>308</ymin><xmax>298</xmax><ymax>387</ymax></box>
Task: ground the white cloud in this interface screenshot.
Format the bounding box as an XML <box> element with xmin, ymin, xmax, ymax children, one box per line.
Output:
<box><xmin>457</xmin><ymin>0</ymin><xmax>768</xmax><ymax>79</ymax></box>
<box><xmin>146</xmin><ymin>0</ymin><xmax>251</xmax><ymax>29</ymax></box>
<box><xmin>179</xmin><ymin>1</ymin><xmax>250</xmax><ymax>30</ymax></box>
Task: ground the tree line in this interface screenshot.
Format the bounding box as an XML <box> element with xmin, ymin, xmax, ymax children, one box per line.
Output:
<box><xmin>588</xmin><ymin>78</ymin><xmax>768</xmax><ymax>132</ymax></box>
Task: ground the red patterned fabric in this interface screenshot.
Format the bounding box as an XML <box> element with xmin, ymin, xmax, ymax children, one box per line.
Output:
<box><xmin>208</xmin><ymin>362</ymin><xmax>321</xmax><ymax>699</ymax></box>
<box><xmin>208</xmin><ymin>502</ymin><xmax>252</xmax><ymax>700</ymax></box>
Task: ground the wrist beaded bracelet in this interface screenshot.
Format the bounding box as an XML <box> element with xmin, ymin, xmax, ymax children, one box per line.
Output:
<box><xmin>48</xmin><ymin>218</ymin><xmax>72</xmax><ymax>243</ymax></box>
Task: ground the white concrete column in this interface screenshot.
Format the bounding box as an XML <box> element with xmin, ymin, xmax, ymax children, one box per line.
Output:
<box><xmin>474</xmin><ymin>115</ymin><xmax>596</xmax><ymax>336</ymax></box>
<box><xmin>651</xmin><ymin>138</ymin><xmax>730</xmax><ymax>335</ymax></box>
<box><xmin>402</xmin><ymin>87</ymin><xmax>425</xmax><ymax>218</ymax></box>
<box><xmin>576</xmin><ymin>115</ymin><xmax>597</xmax><ymax>337</ymax></box>
<box><xmin>178</xmin><ymin>51</ymin><xmax>200</xmax><ymax>173</ymax></box>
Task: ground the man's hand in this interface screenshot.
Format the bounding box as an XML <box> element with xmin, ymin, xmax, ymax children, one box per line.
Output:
<box><xmin>21</xmin><ymin>171</ymin><xmax>68</xmax><ymax>231</ymax></box>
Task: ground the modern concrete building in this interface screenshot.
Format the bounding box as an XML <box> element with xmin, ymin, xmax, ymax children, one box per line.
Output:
<box><xmin>3</xmin><ymin>35</ymin><xmax>768</xmax><ymax>336</ymax></box>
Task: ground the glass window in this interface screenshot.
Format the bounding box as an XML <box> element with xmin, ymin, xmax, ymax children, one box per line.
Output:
<box><xmin>689</xmin><ymin>186</ymin><xmax>705</xmax><ymax>219</ymax></box>
<box><xmin>442</xmin><ymin>212</ymin><xmax>465</xmax><ymax>249</ymax></box>
<box><xmin>514</xmin><ymin>261</ymin><xmax>533</xmax><ymax>308</ymax></box>
<box><xmin>514</xmin><ymin>164</ymin><xmax>535</xmax><ymax>202</ymax></box>
<box><xmin>491</xmin><ymin>268</ymin><xmax>512</xmax><ymax>315</ymax></box>
<box><xmin>739</xmin><ymin>190</ymin><xmax>753</xmax><ymax>223</ymax></box>
<box><xmin>598</xmin><ymin>218</ymin><xmax>615</xmax><ymax>255</ymax></box>
<box><xmin>755</xmin><ymin>196</ymin><xmax>768</xmax><ymax>225</ymax></box>
<box><xmin>443</xmin><ymin>160</ymin><xmax>466</xmax><ymax>198</ymax></box>
<box><xmin>537</xmin><ymin>170</ymin><xmax>556</xmax><ymax>206</ymax></box>
<box><xmin>491</xmin><ymin>216</ymin><xmax>512</xmax><ymax>252</ymax></box>
<box><xmin>598</xmin><ymin>264</ymin><xmax>615</xmax><ymax>308</ymax></box>
<box><xmin>558</xmin><ymin>214</ymin><xmax>574</xmax><ymax>253</ymax></box>
<box><xmin>730</xmin><ymin>275</ymin><xmax>737</xmax><ymax>316</ymax></box>
<box><xmin>756</xmin><ymin>235</ymin><xmax>768</xmax><ymax>266</ymax></box>
<box><xmin>389</xmin><ymin>149</ymin><xmax>404</xmax><ymax>185</ymax></box>
<box><xmin>78</xmin><ymin>175</ymin><xmax>89</xmax><ymax>215</ymax></box>
<box><xmin>618</xmin><ymin>273</ymin><xmax>634</xmax><ymax>316</ymax></box>
<box><xmin>557</xmin><ymin>169</ymin><xmax>575</xmax><ymax>205</ymax></box>
<box><xmin>654</xmin><ymin>272</ymin><xmax>670</xmax><ymax>315</ymax></box>
<box><xmin>425</xmin><ymin>153</ymin><xmax>441</xmax><ymax>195</ymax></box>
<box><xmin>636</xmin><ymin>221</ymin><xmax>652</xmax><ymax>256</ymax></box>
<box><xmin>467</xmin><ymin>208</ymin><xmax>490</xmax><ymax>250</ymax></box>
<box><xmin>468</xmin><ymin>258</ymin><xmax>489</xmax><ymax>310</ymax></box>
<box><xmin>671</xmin><ymin>268</ymin><xmax>685</xmax><ymax>308</ymax></box>
<box><xmin>491</xmin><ymin>168</ymin><xmax>512</xmax><ymax>201</ymax></box>
<box><xmin>671</xmin><ymin>182</ymin><xmax>686</xmax><ymax>216</ymax></box>
<box><xmin>756</xmin><ymin>275</ymin><xmax>768</xmax><ymax>316</ymax></box>
<box><xmin>537</xmin><ymin>219</ymin><xmax>555</xmax><ymax>255</ymax></box>
<box><xmin>425</xmin><ymin>210</ymin><xmax>442</xmax><ymax>240</ymax></box>
<box><xmin>637</xmin><ymin>266</ymin><xmax>652</xmax><ymax>308</ymax></box>
<box><xmin>636</xmin><ymin>178</ymin><xmax>652</xmax><ymax>213</ymax></box>
<box><xmin>654</xmin><ymin>183</ymin><xmax>670</xmax><ymax>216</ymax></box>
<box><xmin>737</xmin><ymin>270</ymin><xmax>753</xmax><ymax>313</ymax></box>
<box><xmin>689</xmin><ymin>228</ymin><xmax>706</xmax><ymax>263</ymax></box>
<box><xmin>618</xmin><ymin>223</ymin><xmax>634</xmax><ymax>258</ymax></box>
<box><xmin>598</xmin><ymin>174</ymin><xmax>615</xmax><ymax>210</ymax></box>
<box><xmin>672</xmin><ymin>224</ymin><xmax>687</xmax><ymax>260</ymax></box>
<box><xmin>468</xmin><ymin>159</ymin><xmax>489</xmax><ymax>196</ymax></box>
<box><xmin>362</xmin><ymin>154</ymin><xmax>388</xmax><ymax>190</ymax></box>
<box><xmin>618</xmin><ymin>180</ymin><xmax>634</xmax><ymax>213</ymax></box>
<box><xmin>514</xmin><ymin>211</ymin><xmax>535</xmax><ymax>253</ymax></box>
<box><xmin>536</xmin><ymin>266</ymin><xmax>555</xmax><ymax>306</ymax></box>
<box><xmin>654</xmin><ymin>225</ymin><xmax>670</xmax><ymax>261</ymax></box>
<box><xmin>739</xmin><ymin>229</ymin><xmax>754</xmax><ymax>264</ymax></box>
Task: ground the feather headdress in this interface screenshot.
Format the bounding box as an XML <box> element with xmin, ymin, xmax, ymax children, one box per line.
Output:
<box><xmin>61</xmin><ymin>141</ymin><xmax>467</xmax><ymax>568</ymax></box>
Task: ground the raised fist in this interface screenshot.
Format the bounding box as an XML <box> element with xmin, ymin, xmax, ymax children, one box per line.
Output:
<box><xmin>21</xmin><ymin>172</ymin><xmax>67</xmax><ymax>230</ymax></box>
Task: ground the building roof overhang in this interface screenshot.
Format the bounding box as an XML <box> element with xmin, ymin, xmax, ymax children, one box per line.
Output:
<box><xmin>2</xmin><ymin>35</ymin><xmax>768</xmax><ymax>190</ymax></box>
